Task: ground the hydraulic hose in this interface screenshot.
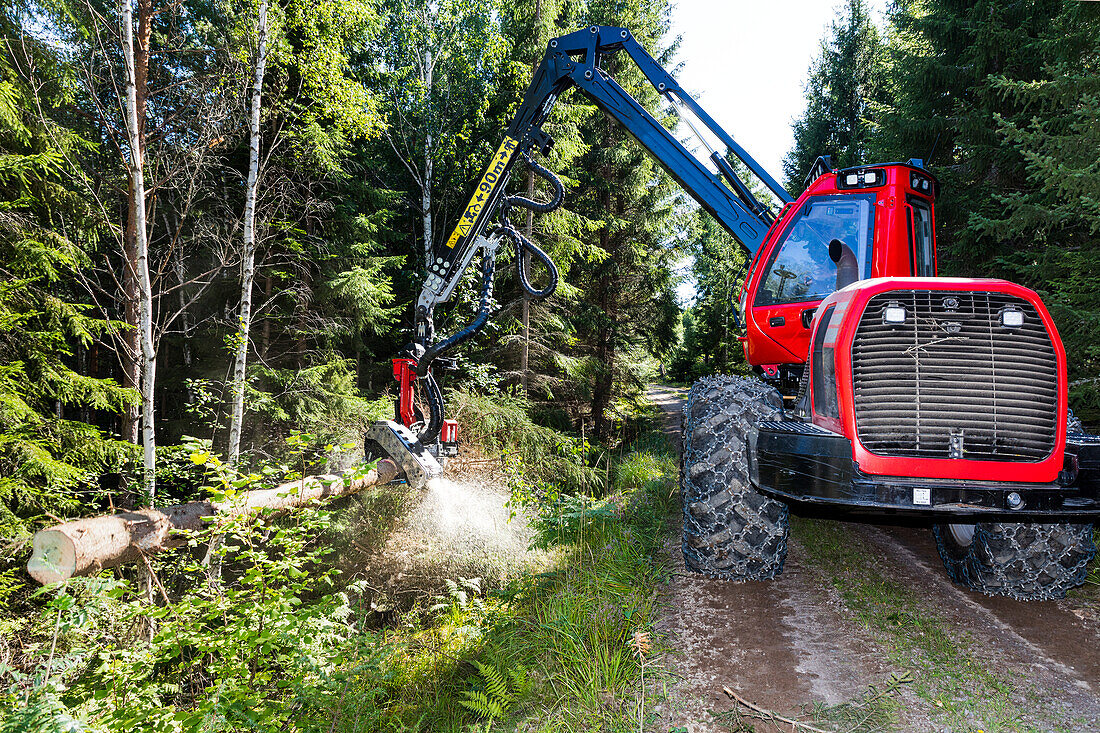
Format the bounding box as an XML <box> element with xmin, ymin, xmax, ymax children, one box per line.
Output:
<box><xmin>498</xmin><ymin>225</ymin><xmax>559</xmax><ymax>300</ymax></box>
<box><xmin>420</xmin><ymin>371</ymin><xmax>445</xmax><ymax>446</ymax></box>
<box><xmin>499</xmin><ymin>154</ymin><xmax>563</xmax><ymax>300</ymax></box>
<box><xmin>503</xmin><ymin>154</ymin><xmax>564</xmax><ymax>214</ymax></box>
<box><xmin>414</xmin><ymin>251</ymin><xmax>497</xmax><ymax>443</ymax></box>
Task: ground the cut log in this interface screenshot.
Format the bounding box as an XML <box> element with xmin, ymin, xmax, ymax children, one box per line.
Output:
<box><xmin>27</xmin><ymin>459</ymin><xmax>400</xmax><ymax>585</ymax></box>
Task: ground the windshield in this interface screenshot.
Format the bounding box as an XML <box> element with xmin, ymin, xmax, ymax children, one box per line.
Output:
<box><xmin>754</xmin><ymin>195</ymin><xmax>875</xmax><ymax>306</ymax></box>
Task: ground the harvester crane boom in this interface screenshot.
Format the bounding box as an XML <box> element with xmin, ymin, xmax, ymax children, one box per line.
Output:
<box><xmin>426</xmin><ymin>25</ymin><xmax>789</xmax><ymax>322</ymax></box>
<box><xmin>400</xmin><ymin>25</ymin><xmax>791</xmax><ymax>448</ymax></box>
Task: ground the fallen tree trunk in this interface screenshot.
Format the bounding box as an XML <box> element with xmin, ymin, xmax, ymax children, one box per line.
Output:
<box><xmin>27</xmin><ymin>459</ymin><xmax>401</xmax><ymax>585</ymax></box>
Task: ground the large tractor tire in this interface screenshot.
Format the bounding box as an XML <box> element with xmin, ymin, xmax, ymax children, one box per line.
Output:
<box><xmin>932</xmin><ymin>522</ymin><xmax>1095</xmax><ymax>601</ymax></box>
<box><xmin>933</xmin><ymin>412</ymin><xmax>1096</xmax><ymax>601</ymax></box>
<box><xmin>681</xmin><ymin>375</ymin><xmax>790</xmax><ymax>580</ymax></box>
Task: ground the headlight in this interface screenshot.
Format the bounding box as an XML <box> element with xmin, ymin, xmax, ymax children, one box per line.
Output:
<box><xmin>883</xmin><ymin>304</ymin><xmax>907</xmax><ymax>325</ymax></box>
<box><xmin>837</xmin><ymin>167</ymin><xmax>886</xmax><ymax>189</ymax></box>
<box><xmin>1001</xmin><ymin>308</ymin><xmax>1024</xmax><ymax>328</ymax></box>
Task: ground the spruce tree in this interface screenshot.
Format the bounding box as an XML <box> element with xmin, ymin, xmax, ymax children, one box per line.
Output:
<box><xmin>482</xmin><ymin>0</ymin><xmax>591</xmax><ymax>402</ymax></box>
<box><xmin>567</xmin><ymin>0</ymin><xmax>680</xmax><ymax>440</ymax></box>
<box><xmin>670</xmin><ymin>213</ymin><xmax>749</xmax><ymax>380</ymax></box>
<box><xmin>875</xmin><ymin>0</ymin><xmax>1067</xmax><ymax>274</ymax></box>
<box><xmin>783</xmin><ymin>0</ymin><xmax>886</xmax><ymax>193</ymax></box>
<box><xmin>968</xmin><ymin>4</ymin><xmax>1100</xmax><ymax>417</ymax></box>
<box><xmin>0</xmin><ymin>25</ymin><xmax>137</xmax><ymax>537</ymax></box>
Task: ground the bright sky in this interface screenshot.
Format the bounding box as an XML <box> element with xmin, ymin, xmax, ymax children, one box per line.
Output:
<box><xmin>666</xmin><ymin>0</ymin><xmax>887</xmax><ymax>181</ymax></box>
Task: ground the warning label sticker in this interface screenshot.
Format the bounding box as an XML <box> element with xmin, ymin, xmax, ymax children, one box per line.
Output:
<box><xmin>444</xmin><ymin>136</ymin><xmax>519</xmax><ymax>249</ymax></box>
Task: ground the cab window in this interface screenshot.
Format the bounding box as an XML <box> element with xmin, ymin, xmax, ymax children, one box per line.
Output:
<box><xmin>754</xmin><ymin>195</ymin><xmax>875</xmax><ymax>307</ymax></box>
<box><xmin>909</xmin><ymin>197</ymin><xmax>934</xmax><ymax>276</ymax></box>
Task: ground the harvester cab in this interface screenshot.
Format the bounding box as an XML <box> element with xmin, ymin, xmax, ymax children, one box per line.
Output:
<box><xmin>371</xmin><ymin>25</ymin><xmax>1099</xmax><ymax>601</ymax></box>
<box><xmin>739</xmin><ymin>158</ymin><xmax>940</xmax><ymax>388</ymax></box>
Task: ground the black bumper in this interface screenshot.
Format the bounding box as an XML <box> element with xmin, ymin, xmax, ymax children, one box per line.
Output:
<box><xmin>749</xmin><ymin>420</ymin><xmax>1100</xmax><ymax>521</ymax></box>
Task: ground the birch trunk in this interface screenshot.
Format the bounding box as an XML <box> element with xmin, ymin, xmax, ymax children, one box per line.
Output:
<box><xmin>228</xmin><ymin>0</ymin><xmax>270</xmax><ymax>465</ymax></box>
<box><xmin>520</xmin><ymin>0</ymin><xmax>542</xmax><ymax>397</ymax></box>
<box><xmin>121</xmin><ymin>0</ymin><xmax>156</xmax><ymax>502</ymax></box>
<box><xmin>175</xmin><ymin>253</ymin><xmax>192</xmax><ymax>371</ymax></box>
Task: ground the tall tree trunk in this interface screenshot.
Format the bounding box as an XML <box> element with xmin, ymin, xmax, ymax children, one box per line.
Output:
<box><xmin>295</xmin><ymin>269</ymin><xmax>310</xmax><ymax>368</ymax></box>
<box><xmin>175</xmin><ymin>253</ymin><xmax>192</xmax><ymax>371</ymax></box>
<box><xmin>520</xmin><ymin>0</ymin><xmax>542</xmax><ymax>396</ymax></box>
<box><xmin>228</xmin><ymin>0</ymin><xmax>270</xmax><ymax>465</ymax></box>
<box><xmin>591</xmin><ymin>185</ymin><xmax>615</xmax><ymax>441</ymax></box>
<box><xmin>422</xmin><ymin>47</ymin><xmax>433</xmax><ymax>271</ymax></box>
<box><xmin>122</xmin><ymin>0</ymin><xmax>156</xmax><ymax>502</ymax></box>
<box><xmin>121</xmin><ymin>230</ymin><xmax>140</xmax><ymax>444</ymax></box>
<box><xmin>261</xmin><ymin>271</ymin><xmax>273</xmax><ymax>358</ymax></box>
<box><xmin>174</xmin><ymin>250</ymin><xmax>195</xmax><ymax>408</ymax></box>
<box><xmin>591</xmin><ymin>280</ymin><xmax>615</xmax><ymax>441</ymax></box>
<box><xmin>521</xmin><ymin>170</ymin><xmax>533</xmax><ymax>395</ymax></box>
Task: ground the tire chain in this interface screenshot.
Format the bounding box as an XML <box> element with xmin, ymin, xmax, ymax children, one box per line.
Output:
<box><xmin>680</xmin><ymin>375</ymin><xmax>790</xmax><ymax>580</ymax></box>
<box><xmin>933</xmin><ymin>411</ymin><xmax>1096</xmax><ymax>601</ymax></box>
<box><xmin>935</xmin><ymin>522</ymin><xmax>1096</xmax><ymax>601</ymax></box>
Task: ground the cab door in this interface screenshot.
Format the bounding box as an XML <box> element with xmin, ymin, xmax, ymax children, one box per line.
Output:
<box><xmin>746</xmin><ymin>194</ymin><xmax>876</xmax><ymax>365</ymax></box>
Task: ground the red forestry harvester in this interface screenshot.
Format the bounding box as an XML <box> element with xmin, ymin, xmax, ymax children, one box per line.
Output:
<box><xmin>368</xmin><ymin>26</ymin><xmax>1098</xmax><ymax>601</ymax></box>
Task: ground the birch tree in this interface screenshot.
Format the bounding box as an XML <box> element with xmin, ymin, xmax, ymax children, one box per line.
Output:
<box><xmin>227</xmin><ymin>0</ymin><xmax>271</xmax><ymax>465</ymax></box>
<box><xmin>119</xmin><ymin>0</ymin><xmax>157</xmax><ymax>500</ymax></box>
<box><xmin>22</xmin><ymin>0</ymin><xmax>242</xmax><ymax>503</ymax></box>
<box><xmin>375</xmin><ymin>0</ymin><xmax>508</xmax><ymax>273</ymax></box>
<box><xmin>220</xmin><ymin>0</ymin><xmax>383</xmax><ymax>461</ymax></box>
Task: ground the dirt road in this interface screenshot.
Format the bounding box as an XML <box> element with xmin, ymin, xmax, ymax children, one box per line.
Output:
<box><xmin>647</xmin><ymin>385</ymin><xmax>1100</xmax><ymax>733</ymax></box>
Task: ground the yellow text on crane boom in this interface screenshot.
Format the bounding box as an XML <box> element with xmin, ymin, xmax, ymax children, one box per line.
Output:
<box><xmin>444</xmin><ymin>136</ymin><xmax>519</xmax><ymax>249</ymax></box>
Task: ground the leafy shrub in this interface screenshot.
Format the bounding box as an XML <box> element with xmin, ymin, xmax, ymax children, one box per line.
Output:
<box><xmin>449</xmin><ymin>388</ymin><xmax>602</xmax><ymax>496</ymax></box>
<box><xmin>245</xmin><ymin>355</ymin><xmax>389</xmax><ymax>466</ymax></box>
<box><xmin>2</xmin><ymin>450</ymin><xmax>380</xmax><ymax>733</ymax></box>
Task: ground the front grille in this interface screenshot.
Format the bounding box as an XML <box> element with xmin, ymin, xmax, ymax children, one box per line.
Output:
<box><xmin>851</xmin><ymin>290</ymin><xmax>1058</xmax><ymax>462</ymax></box>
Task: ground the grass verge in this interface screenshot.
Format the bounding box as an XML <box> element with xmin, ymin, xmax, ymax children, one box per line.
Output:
<box><xmin>321</xmin><ymin>405</ymin><xmax>680</xmax><ymax>732</ymax></box>
<box><xmin>793</xmin><ymin>517</ymin><xmax>1086</xmax><ymax>733</ymax></box>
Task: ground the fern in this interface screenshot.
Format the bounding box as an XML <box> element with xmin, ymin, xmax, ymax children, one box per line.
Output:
<box><xmin>507</xmin><ymin>664</ymin><xmax>531</xmax><ymax>698</ymax></box>
<box><xmin>0</xmin><ymin>690</ymin><xmax>83</xmax><ymax>733</ymax></box>
<box><xmin>479</xmin><ymin>660</ymin><xmax>509</xmax><ymax>704</ymax></box>
<box><xmin>458</xmin><ymin>690</ymin><xmax>505</xmax><ymax>720</ymax></box>
<box><xmin>430</xmin><ymin>577</ymin><xmax>485</xmax><ymax>614</ymax></box>
<box><xmin>458</xmin><ymin>660</ymin><xmax>529</xmax><ymax>721</ymax></box>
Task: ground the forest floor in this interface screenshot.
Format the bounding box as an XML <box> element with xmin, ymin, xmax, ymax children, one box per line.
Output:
<box><xmin>646</xmin><ymin>385</ymin><xmax>1100</xmax><ymax>733</ymax></box>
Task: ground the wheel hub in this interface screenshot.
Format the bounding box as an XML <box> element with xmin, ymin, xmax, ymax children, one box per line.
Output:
<box><xmin>947</xmin><ymin>523</ymin><xmax>976</xmax><ymax>547</ymax></box>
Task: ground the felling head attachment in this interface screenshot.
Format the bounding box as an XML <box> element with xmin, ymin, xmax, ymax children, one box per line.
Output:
<box><xmin>367</xmin><ymin>420</ymin><xmax>442</xmax><ymax>490</ymax></box>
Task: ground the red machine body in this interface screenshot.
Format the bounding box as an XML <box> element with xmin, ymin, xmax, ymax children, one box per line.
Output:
<box><xmin>392</xmin><ymin>358</ymin><xmax>459</xmax><ymax>455</ymax></box>
<box><xmin>734</xmin><ymin>162</ymin><xmax>1081</xmax><ymax>491</ymax></box>
<box><xmin>807</xmin><ymin>277</ymin><xmax>1068</xmax><ymax>484</ymax></box>
<box><xmin>393</xmin><ymin>358</ymin><xmax>419</xmax><ymax>428</ymax></box>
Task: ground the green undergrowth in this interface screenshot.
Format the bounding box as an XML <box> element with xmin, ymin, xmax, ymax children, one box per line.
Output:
<box><xmin>322</xmin><ymin>416</ymin><xmax>680</xmax><ymax>731</ymax></box>
<box><xmin>449</xmin><ymin>389</ymin><xmax>605</xmax><ymax>496</ymax></box>
<box><xmin>793</xmin><ymin>518</ymin><xmax>1085</xmax><ymax>733</ymax></box>
<box><xmin>3</xmin><ymin>395</ymin><xmax>681</xmax><ymax>732</ymax></box>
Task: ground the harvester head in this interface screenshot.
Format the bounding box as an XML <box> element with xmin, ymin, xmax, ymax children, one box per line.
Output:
<box><xmin>366</xmin><ymin>420</ymin><xmax>442</xmax><ymax>490</ymax></box>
